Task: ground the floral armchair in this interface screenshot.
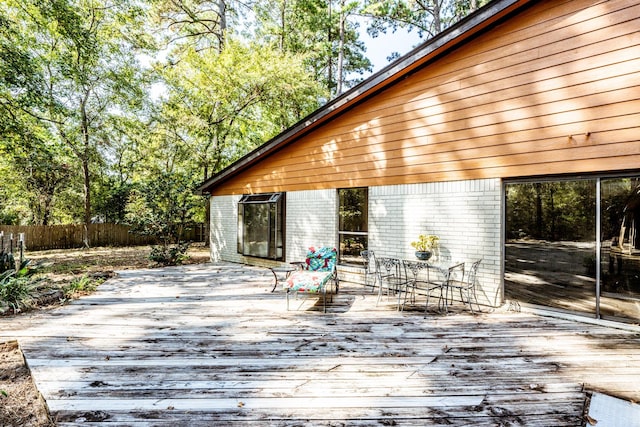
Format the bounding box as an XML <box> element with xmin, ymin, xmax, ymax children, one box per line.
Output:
<box><xmin>283</xmin><ymin>246</ymin><xmax>339</xmax><ymax>312</ymax></box>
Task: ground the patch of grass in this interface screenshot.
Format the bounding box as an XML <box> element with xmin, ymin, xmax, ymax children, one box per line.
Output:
<box><xmin>62</xmin><ymin>274</ymin><xmax>103</xmax><ymax>298</ymax></box>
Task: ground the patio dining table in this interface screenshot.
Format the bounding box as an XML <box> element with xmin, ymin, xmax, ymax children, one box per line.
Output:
<box><xmin>399</xmin><ymin>258</ymin><xmax>463</xmax><ymax>313</ymax></box>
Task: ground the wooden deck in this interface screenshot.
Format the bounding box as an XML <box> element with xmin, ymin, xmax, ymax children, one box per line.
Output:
<box><xmin>2</xmin><ymin>262</ymin><xmax>640</xmax><ymax>426</ymax></box>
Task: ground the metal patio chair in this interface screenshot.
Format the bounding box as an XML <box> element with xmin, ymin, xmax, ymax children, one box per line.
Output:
<box><xmin>360</xmin><ymin>250</ymin><xmax>378</xmax><ymax>292</ymax></box>
<box><xmin>375</xmin><ymin>257</ymin><xmax>405</xmax><ymax>307</ymax></box>
<box><xmin>401</xmin><ymin>259</ymin><xmax>448</xmax><ymax>313</ymax></box>
<box><xmin>445</xmin><ymin>259</ymin><xmax>482</xmax><ymax>314</ymax></box>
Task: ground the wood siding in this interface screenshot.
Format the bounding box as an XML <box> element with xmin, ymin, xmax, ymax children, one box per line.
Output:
<box><xmin>212</xmin><ymin>0</ymin><xmax>640</xmax><ymax>196</ymax></box>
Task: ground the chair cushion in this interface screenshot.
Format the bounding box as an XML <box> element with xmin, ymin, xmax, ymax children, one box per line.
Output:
<box><xmin>284</xmin><ymin>270</ymin><xmax>332</xmax><ymax>293</ymax></box>
<box><xmin>305</xmin><ymin>246</ymin><xmax>337</xmax><ymax>272</ymax></box>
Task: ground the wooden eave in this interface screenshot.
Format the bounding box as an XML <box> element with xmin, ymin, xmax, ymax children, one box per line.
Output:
<box><xmin>196</xmin><ymin>0</ymin><xmax>534</xmax><ymax>196</ymax></box>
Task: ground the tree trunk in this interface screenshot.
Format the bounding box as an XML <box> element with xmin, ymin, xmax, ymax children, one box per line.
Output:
<box><xmin>203</xmin><ymin>166</ymin><xmax>210</xmax><ymax>247</ymax></box>
<box><xmin>81</xmin><ymin>92</ymin><xmax>92</xmax><ymax>248</ymax></box>
<box><xmin>218</xmin><ymin>0</ymin><xmax>227</xmax><ymax>52</ymax></box>
<box><xmin>336</xmin><ymin>1</ymin><xmax>345</xmax><ymax>96</ymax></box>
<box><xmin>433</xmin><ymin>0</ymin><xmax>443</xmax><ymax>34</ymax></box>
<box><xmin>535</xmin><ymin>183</ymin><xmax>543</xmax><ymax>239</ymax></box>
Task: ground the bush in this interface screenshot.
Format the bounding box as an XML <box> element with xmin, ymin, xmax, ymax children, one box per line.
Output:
<box><xmin>62</xmin><ymin>275</ymin><xmax>102</xmax><ymax>298</ymax></box>
<box><xmin>0</xmin><ymin>270</ymin><xmax>37</xmax><ymax>314</ymax></box>
<box><xmin>149</xmin><ymin>243</ymin><xmax>190</xmax><ymax>266</ymax></box>
<box><xmin>0</xmin><ymin>260</ymin><xmax>46</xmax><ymax>314</ymax></box>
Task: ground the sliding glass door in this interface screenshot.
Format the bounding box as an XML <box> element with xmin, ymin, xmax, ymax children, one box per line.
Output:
<box><xmin>505</xmin><ymin>174</ymin><xmax>640</xmax><ymax>323</ymax></box>
<box><xmin>600</xmin><ymin>177</ymin><xmax>640</xmax><ymax>321</ymax></box>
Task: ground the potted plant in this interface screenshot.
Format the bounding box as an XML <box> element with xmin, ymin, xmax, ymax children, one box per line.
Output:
<box><xmin>410</xmin><ymin>234</ymin><xmax>439</xmax><ymax>261</ymax></box>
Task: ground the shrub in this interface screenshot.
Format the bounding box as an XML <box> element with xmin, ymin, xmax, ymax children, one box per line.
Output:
<box><xmin>0</xmin><ymin>260</ymin><xmax>46</xmax><ymax>314</ymax></box>
<box><xmin>62</xmin><ymin>275</ymin><xmax>102</xmax><ymax>298</ymax></box>
<box><xmin>0</xmin><ymin>272</ymin><xmax>37</xmax><ymax>314</ymax></box>
<box><xmin>149</xmin><ymin>243</ymin><xmax>190</xmax><ymax>266</ymax></box>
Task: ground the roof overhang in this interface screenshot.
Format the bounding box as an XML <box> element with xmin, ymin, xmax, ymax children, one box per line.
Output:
<box><xmin>197</xmin><ymin>0</ymin><xmax>534</xmax><ymax>195</ymax></box>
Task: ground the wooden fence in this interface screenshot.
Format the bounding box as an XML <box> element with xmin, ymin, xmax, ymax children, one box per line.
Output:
<box><xmin>0</xmin><ymin>223</ymin><xmax>205</xmax><ymax>251</ymax></box>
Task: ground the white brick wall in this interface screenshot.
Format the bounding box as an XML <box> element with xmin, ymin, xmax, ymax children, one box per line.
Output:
<box><xmin>369</xmin><ymin>179</ymin><xmax>502</xmax><ymax>306</ymax></box>
<box><xmin>210</xmin><ymin>179</ymin><xmax>503</xmax><ymax>306</ymax></box>
<box><xmin>285</xmin><ymin>189</ymin><xmax>338</xmax><ymax>262</ymax></box>
<box><xmin>209</xmin><ymin>195</ymin><xmax>242</xmax><ymax>263</ymax></box>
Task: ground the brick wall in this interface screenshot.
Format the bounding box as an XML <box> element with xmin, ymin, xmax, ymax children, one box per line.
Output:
<box><xmin>209</xmin><ymin>194</ymin><xmax>242</xmax><ymax>263</ymax></box>
<box><xmin>369</xmin><ymin>178</ymin><xmax>502</xmax><ymax>306</ymax></box>
<box><xmin>285</xmin><ymin>189</ymin><xmax>338</xmax><ymax>262</ymax></box>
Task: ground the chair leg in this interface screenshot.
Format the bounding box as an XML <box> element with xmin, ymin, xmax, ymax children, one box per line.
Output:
<box><xmin>463</xmin><ymin>288</ymin><xmax>474</xmax><ymax>314</ymax></box>
<box><xmin>323</xmin><ymin>287</ymin><xmax>326</xmax><ymax>313</ymax></box>
<box><xmin>471</xmin><ymin>287</ymin><xmax>481</xmax><ymax>313</ymax></box>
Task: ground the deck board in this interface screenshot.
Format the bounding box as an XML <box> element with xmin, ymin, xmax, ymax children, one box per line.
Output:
<box><xmin>2</xmin><ymin>262</ymin><xmax>640</xmax><ymax>426</ymax></box>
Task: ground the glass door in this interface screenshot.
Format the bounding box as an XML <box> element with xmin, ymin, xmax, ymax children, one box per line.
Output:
<box><xmin>600</xmin><ymin>177</ymin><xmax>640</xmax><ymax>321</ymax></box>
<box><xmin>505</xmin><ymin>180</ymin><xmax>597</xmax><ymax>315</ymax></box>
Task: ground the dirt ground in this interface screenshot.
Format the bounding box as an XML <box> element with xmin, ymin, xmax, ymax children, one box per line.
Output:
<box><xmin>0</xmin><ymin>244</ymin><xmax>211</xmax><ymax>427</ymax></box>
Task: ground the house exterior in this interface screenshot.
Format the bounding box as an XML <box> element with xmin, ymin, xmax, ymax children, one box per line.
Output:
<box><xmin>198</xmin><ymin>0</ymin><xmax>640</xmax><ymax>322</ymax></box>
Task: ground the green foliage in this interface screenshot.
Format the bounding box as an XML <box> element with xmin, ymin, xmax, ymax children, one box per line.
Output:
<box><xmin>362</xmin><ymin>0</ymin><xmax>490</xmax><ymax>40</ymax></box>
<box><xmin>253</xmin><ymin>0</ymin><xmax>371</xmax><ymax>95</ymax></box>
<box><xmin>153</xmin><ymin>40</ymin><xmax>324</xmax><ymax>182</ymax></box>
<box><xmin>149</xmin><ymin>243</ymin><xmax>191</xmax><ymax>267</ymax></box>
<box><xmin>126</xmin><ymin>171</ymin><xmax>203</xmax><ymax>245</ymax></box>
<box><xmin>0</xmin><ymin>260</ymin><xmax>38</xmax><ymax>314</ymax></box>
<box><xmin>62</xmin><ymin>274</ymin><xmax>101</xmax><ymax>298</ymax></box>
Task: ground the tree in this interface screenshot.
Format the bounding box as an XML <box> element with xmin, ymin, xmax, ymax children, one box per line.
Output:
<box><xmin>253</xmin><ymin>0</ymin><xmax>371</xmax><ymax>97</ymax></box>
<box><xmin>0</xmin><ymin>0</ymin><xmax>151</xmax><ymax>243</ymax></box>
<box><xmin>153</xmin><ymin>40</ymin><xmax>324</xmax><ymax>181</ymax></box>
<box><xmin>125</xmin><ymin>170</ymin><xmax>203</xmax><ymax>265</ymax></box>
<box><xmin>151</xmin><ymin>0</ymin><xmax>255</xmax><ymax>55</ymax></box>
<box><xmin>360</xmin><ymin>0</ymin><xmax>489</xmax><ymax>54</ymax></box>
<box><xmin>0</xmin><ymin>126</ymin><xmax>73</xmax><ymax>225</ymax></box>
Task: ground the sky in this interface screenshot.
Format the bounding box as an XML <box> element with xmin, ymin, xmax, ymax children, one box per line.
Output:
<box><xmin>356</xmin><ymin>17</ymin><xmax>425</xmax><ymax>75</ymax></box>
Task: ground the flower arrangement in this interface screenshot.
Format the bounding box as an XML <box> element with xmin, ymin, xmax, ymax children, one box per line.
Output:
<box><xmin>410</xmin><ymin>234</ymin><xmax>439</xmax><ymax>252</ymax></box>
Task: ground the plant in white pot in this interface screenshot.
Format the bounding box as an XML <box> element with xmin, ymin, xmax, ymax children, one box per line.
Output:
<box><xmin>410</xmin><ymin>234</ymin><xmax>439</xmax><ymax>261</ymax></box>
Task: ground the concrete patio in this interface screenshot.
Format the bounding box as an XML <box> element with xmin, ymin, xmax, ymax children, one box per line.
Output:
<box><xmin>1</xmin><ymin>262</ymin><xmax>640</xmax><ymax>426</ymax></box>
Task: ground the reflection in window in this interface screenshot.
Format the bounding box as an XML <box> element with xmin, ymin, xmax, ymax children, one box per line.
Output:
<box><xmin>600</xmin><ymin>177</ymin><xmax>640</xmax><ymax>320</ymax></box>
<box><xmin>338</xmin><ymin>188</ymin><xmax>368</xmax><ymax>265</ymax></box>
<box><xmin>505</xmin><ymin>180</ymin><xmax>597</xmax><ymax>315</ymax></box>
<box><xmin>237</xmin><ymin>193</ymin><xmax>284</xmax><ymax>260</ymax></box>
<box><xmin>505</xmin><ymin>175</ymin><xmax>640</xmax><ymax>323</ymax></box>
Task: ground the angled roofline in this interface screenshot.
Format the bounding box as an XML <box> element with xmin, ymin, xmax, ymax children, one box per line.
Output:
<box><xmin>197</xmin><ymin>0</ymin><xmax>534</xmax><ymax>195</ymax></box>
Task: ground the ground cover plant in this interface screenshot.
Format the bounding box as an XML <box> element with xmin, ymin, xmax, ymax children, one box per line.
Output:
<box><xmin>0</xmin><ymin>244</ymin><xmax>210</xmax><ymax>426</ymax></box>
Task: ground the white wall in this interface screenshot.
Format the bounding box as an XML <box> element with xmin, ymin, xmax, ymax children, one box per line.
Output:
<box><xmin>209</xmin><ymin>179</ymin><xmax>503</xmax><ymax>306</ymax></box>
<box><xmin>368</xmin><ymin>179</ymin><xmax>502</xmax><ymax>306</ymax></box>
<box><xmin>209</xmin><ymin>194</ymin><xmax>242</xmax><ymax>263</ymax></box>
<box><xmin>285</xmin><ymin>189</ymin><xmax>338</xmax><ymax>262</ymax></box>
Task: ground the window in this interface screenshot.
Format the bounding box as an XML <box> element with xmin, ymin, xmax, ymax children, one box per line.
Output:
<box><xmin>505</xmin><ymin>174</ymin><xmax>640</xmax><ymax>322</ymax></box>
<box><xmin>505</xmin><ymin>180</ymin><xmax>597</xmax><ymax>315</ymax></box>
<box><xmin>338</xmin><ymin>188</ymin><xmax>368</xmax><ymax>265</ymax></box>
<box><xmin>237</xmin><ymin>193</ymin><xmax>284</xmax><ymax>260</ymax></box>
